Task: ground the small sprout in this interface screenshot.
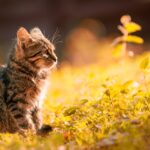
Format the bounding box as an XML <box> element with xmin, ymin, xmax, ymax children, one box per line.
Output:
<box><xmin>112</xmin><ymin>14</ymin><xmax>143</xmax><ymax>58</ymax></box>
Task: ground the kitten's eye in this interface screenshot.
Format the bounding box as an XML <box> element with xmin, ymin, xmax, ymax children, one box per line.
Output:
<box><xmin>42</xmin><ymin>53</ymin><xmax>49</xmax><ymax>58</ymax></box>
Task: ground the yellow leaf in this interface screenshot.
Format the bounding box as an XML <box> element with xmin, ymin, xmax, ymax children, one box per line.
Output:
<box><xmin>124</xmin><ymin>22</ymin><xmax>141</xmax><ymax>33</ymax></box>
<box><xmin>124</xmin><ymin>35</ymin><xmax>144</xmax><ymax>44</ymax></box>
<box><xmin>140</xmin><ymin>57</ymin><xmax>149</xmax><ymax>69</ymax></box>
<box><xmin>112</xmin><ymin>43</ymin><xmax>124</xmax><ymax>57</ymax></box>
<box><xmin>63</xmin><ymin>106</ymin><xmax>79</xmax><ymax>116</ymax></box>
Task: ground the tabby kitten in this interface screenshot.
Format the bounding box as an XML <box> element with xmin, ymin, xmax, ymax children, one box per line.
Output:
<box><xmin>0</xmin><ymin>27</ymin><xmax>57</xmax><ymax>134</ymax></box>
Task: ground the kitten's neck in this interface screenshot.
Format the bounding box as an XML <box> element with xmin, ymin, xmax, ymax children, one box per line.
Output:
<box><xmin>37</xmin><ymin>68</ymin><xmax>49</xmax><ymax>80</ymax></box>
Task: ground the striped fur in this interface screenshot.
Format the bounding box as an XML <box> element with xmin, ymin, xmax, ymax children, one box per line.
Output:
<box><xmin>0</xmin><ymin>27</ymin><xmax>57</xmax><ymax>134</ymax></box>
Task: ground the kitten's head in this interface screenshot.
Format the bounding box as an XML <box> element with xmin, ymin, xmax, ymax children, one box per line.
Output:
<box><xmin>15</xmin><ymin>27</ymin><xmax>57</xmax><ymax>69</ymax></box>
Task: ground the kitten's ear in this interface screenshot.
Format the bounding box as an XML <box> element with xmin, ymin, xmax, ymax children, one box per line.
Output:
<box><xmin>17</xmin><ymin>27</ymin><xmax>31</xmax><ymax>44</ymax></box>
<box><xmin>16</xmin><ymin>27</ymin><xmax>31</xmax><ymax>59</ymax></box>
<box><xmin>30</xmin><ymin>27</ymin><xmax>44</xmax><ymax>38</ymax></box>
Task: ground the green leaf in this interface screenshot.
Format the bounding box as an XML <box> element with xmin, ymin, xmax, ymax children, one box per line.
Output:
<box><xmin>140</xmin><ymin>57</ymin><xmax>149</xmax><ymax>69</ymax></box>
<box><xmin>124</xmin><ymin>35</ymin><xmax>144</xmax><ymax>44</ymax></box>
<box><xmin>63</xmin><ymin>106</ymin><xmax>79</xmax><ymax>116</ymax></box>
<box><xmin>124</xmin><ymin>22</ymin><xmax>141</xmax><ymax>33</ymax></box>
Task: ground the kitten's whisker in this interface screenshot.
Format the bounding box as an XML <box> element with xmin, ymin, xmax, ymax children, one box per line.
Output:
<box><xmin>51</xmin><ymin>28</ymin><xmax>62</xmax><ymax>45</ymax></box>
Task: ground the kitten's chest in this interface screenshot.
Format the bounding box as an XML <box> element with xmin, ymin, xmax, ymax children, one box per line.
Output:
<box><xmin>35</xmin><ymin>78</ymin><xmax>49</xmax><ymax>108</ymax></box>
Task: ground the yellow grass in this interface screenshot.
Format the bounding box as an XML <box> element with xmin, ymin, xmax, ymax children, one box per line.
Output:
<box><xmin>0</xmin><ymin>52</ymin><xmax>149</xmax><ymax>150</ymax></box>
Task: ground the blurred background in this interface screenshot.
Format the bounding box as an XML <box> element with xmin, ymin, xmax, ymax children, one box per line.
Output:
<box><xmin>0</xmin><ymin>0</ymin><xmax>150</xmax><ymax>65</ymax></box>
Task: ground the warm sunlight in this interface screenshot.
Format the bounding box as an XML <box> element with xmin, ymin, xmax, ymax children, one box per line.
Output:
<box><xmin>0</xmin><ymin>1</ymin><xmax>150</xmax><ymax>150</ymax></box>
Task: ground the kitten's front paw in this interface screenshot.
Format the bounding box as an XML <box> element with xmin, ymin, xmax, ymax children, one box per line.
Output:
<box><xmin>37</xmin><ymin>124</ymin><xmax>52</xmax><ymax>136</ymax></box>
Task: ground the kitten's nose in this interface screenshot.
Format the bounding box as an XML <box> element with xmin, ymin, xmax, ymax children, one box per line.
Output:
<box><xmin>50</xmin><ymin>53</ymin><xmax>57</xmax><ymax>62</ymax></box>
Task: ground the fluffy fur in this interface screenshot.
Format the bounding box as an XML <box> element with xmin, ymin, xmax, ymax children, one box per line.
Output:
<box><xmin>0</xmin><ymin>27</ymin><xmax>57</xmax><ymax>134</ymax></box>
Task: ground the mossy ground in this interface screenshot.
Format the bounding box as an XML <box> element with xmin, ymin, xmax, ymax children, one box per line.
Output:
<box><xmin>0</xmin><ymin>53</ymin><xmax>150</xmax><ymax>150</ymax></box>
